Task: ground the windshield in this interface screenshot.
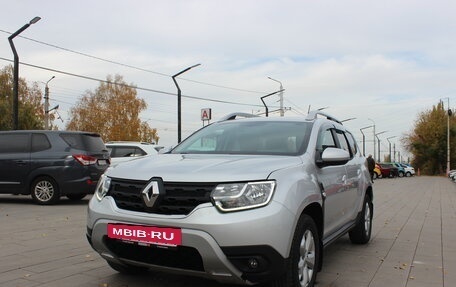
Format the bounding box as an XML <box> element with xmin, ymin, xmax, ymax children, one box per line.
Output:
<box><xmin>172</xmin><ymin>120</ymin><xmax>312</xmax><ymax>156</ymax></box>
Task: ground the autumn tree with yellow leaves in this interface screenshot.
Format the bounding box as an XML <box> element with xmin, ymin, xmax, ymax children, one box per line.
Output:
<box><xmin>0</xmin><ymin>65</ymin><xmax>47</xmax><ymax>130</ymax></box>
<box><xmin>66</xmin><ymin>75</ymin><xmax>159</xmax><ymax>143</ymax></box>
<box><xmin>403</xmin><ymin>101</ymin><xmax>456</xmax><ymax>175</ymax></box>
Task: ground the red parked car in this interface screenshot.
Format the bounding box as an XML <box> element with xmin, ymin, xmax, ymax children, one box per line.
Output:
<box><xmin>376</xmin><ymin>163</ymin><xmax>399</xmax><ymax>178</ymax></box>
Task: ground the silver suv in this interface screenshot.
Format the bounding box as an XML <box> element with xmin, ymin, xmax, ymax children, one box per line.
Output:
<box><xmin>87</xmin><ymin>111</ymin><xmax>373</xmax><ymax>287</ymax></box>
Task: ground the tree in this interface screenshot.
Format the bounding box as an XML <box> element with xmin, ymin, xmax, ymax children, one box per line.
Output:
<box><xmin>0</xmin><ymin>65</ymin><xmax>45</xmax><ymax>130</ymax></box>
<box><xmin>403</xmin><ymin>102</ymin><xmax>456</xmax><ymax>175</ymax></box>
<box><xmin>66</xmin><ymin>74</ymin><xmax>159</xmax><ymax>143</ymax></box>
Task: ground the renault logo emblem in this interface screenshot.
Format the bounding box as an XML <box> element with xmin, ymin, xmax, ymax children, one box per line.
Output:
<box><xmin>141</xmin><ymin>180</ymin><xmax>160</xmax><ymax>207</ymax></box>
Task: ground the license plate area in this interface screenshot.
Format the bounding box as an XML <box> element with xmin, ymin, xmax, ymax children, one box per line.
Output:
<box><xmin>107</xmin><ymin>224</ymin><xmax>182</xmax><ymax>246</ymax></box>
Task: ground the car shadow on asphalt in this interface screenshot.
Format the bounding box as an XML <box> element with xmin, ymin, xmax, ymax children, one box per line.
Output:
<box><xmin>0</xmin><ymin>194</ymin><xmax>91</xmax><ymax>205</ymax></box>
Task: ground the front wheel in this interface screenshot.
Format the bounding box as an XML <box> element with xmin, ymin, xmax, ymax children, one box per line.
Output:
<box><xmin>271</xmin><ymin>214</ymin><xmax>320</xmax><ymax>287</ymax></box>
<box><xmin>31</xmin><ymin>176</ymin><xmax>60</xmax><ymax>205</ymax></box>
<box><xmin>349</xmin><ymin>194</ymin><xmax>373</xmax><ymax>244</ymax></box>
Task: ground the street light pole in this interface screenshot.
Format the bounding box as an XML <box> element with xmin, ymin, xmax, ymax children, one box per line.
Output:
<box><xmin>368</xmin><ymin>118</ymin><xmax>376</xmax><ymax>161</ymax></box>
<box><xmin>44</xmin><ymin>76</ymin><xmax>55</xmax><ymax>130</ymax></box>
<box><xmin>360</xmin><ymin>125</ymin><xmax>373</xmax><ymax>156</ymax></box>
<box><xmin>172</xmin><ymin>63</ymin><xmax>201</xmax><ymax>143</ymax></box>
<box><xmin>444</xmin><ymin>98</ymin><xmax>451</xmax><ymax>175</ymax></box>
<box><xmin>387</xmin><ymin>136</ymin><xmax>396</xmax><ymax>162</ymax></box>
<box><xmin>8</xmin><ymin>16</ymin><xmax>41</xmax><ymax>130</ymax></box>
<box><xmin>267</xmin><ymin>77</ymin><xmax>284</xmax><ymax>116</ymax></box>
<box><xmin>375</xmin><ymin>131</ymin><xmax>387</xmax><ymax>162</ymax></box>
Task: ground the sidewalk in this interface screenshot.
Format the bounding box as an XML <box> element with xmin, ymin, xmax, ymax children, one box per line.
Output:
<box><xmin>316</xmin><ymin>176</ymin><xmax>456</xmax><ymax>287</ymax></box>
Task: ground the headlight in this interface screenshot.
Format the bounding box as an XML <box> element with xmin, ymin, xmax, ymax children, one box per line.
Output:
<box><xmin>95</xmin><ymin>174</ymin><xmax>111</xmax><ymax>201</ymax></box>
<box><xmin>211</xmin><ymin>181</ymin><xmax>276</xmax><ymax>212</ymax></box>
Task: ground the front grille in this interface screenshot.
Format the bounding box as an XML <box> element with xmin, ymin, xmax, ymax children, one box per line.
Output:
<box><xmin>105</xmin><ymin>237</ymin><xmax>204</xmax><ymax>271</ymax></box>
<box><xmin>108</xmin><ymin>178</ymin><xmax>215</xmax><ymax>215</ymax></box>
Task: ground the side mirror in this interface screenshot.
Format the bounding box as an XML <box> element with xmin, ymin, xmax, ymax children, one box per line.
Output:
<box><xmin>318</xmin><ymin>147</ymin><xmax>350</xmax><ymax>167</ymax></box>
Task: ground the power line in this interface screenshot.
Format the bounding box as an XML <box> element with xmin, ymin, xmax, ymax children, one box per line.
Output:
<box><xmin>0</xmin><ymin>57</ymin><xmax>265</xmax><ymax>108</ymax></box>
<box><xmin>0</xmin><ymin>29</ymin><xmax>266</xmax><ymax>94</ymax></box>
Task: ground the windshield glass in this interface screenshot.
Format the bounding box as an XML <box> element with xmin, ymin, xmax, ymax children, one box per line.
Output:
<box><xmin>172</xmin><ymin>120</ymin><xmax>312</xmax><ymax>156</ymax></box>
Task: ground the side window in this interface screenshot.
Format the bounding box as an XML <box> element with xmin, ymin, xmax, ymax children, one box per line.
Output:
<box><xmin>316</xmin><ymin>127</ymin><xmax>336</xmax><ymax>160</ymax></box>
<box><xmin>335</xmin><ymin>130</ymin><xmax>350</xmax><ymax>154</ymax></box>
<box><xmin>32</xmin><ymin>133</ymin><xmax>51</xmax><ymax>152</ymax></box>
<box><xmin>345</xmin><ymin>132</ymin><xmax>358</xmax><ymax>156</ymax></box>
<box><xmin>134</xmin><ymin>148</ymin><xmax>147</xmax><ymax>156</ymax></box>
<box><xmin>316</xmin><ymin>128</ymin><xmax>336</xmax><ymax>151</ymax></box>
<box><xmin>113</xmin><ymin>147</ymin><xmax>136</xmax><ymax>157</ymax></box>
<box><xmin>0</xmin><ymin>133</ymin><xmax>29</xmax><ymax>153</ymax></box>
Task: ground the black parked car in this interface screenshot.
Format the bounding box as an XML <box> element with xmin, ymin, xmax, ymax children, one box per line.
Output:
<box><xmin>0</xmin><ymin>130</ymin><xmax>110</xmax><ymax>204</ymax></box>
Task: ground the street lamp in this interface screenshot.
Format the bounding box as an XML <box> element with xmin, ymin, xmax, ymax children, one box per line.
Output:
<box><xmin>172</xmin><ymin>63</ymin><xmax>201</xmax><ymax>143</ymax></box>
<box><xmin>8</xmin><ymin>16</ymin><xmax>41</xmax><ymax>130</ymax></box>
<box><xmin>441</xmin><ymin>98</ymin><xmax>451</xmax><ymax>175</ymax></box>
<box><xmin>44</xmin><ymin>76</ymin><xmax>55</xmax><ymax>129</ymax></box>
<box><xmin>386</xmin><ymin>136</ymin><xmax>396</xmax><ymax>162</ymax></box>
<box><xmin>368</xmin><ymin>118</ymin><xmax>376</xmax><ymax>161</ymax></box>
<box><xmin>267</xmin><ymin>77</ymin><xmax>284</xmax><ymax>116</ymax></box>
<box><xmin>360</xmin><ymin>125</ymin><xmax>373</xmax><ymax>156</ymax></box>
<box><xmin>375</xmin><ymin>131</ymin><xmax>387</xmax><ymax>162</ymax></box>
<box><xmin>260</xmin><ymin>89</ymin><xmax>284</xmax><ymax>117</ymax></box>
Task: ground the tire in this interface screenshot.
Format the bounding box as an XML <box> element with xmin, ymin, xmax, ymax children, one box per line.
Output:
<box><xmin>349</xmin><ymin>194</ymin><xmax>373</xmax><ymax>244</ymax></box>
<box><xmin>406</xmin><ymin>172</ymin><xmax>412</xmax><ymax>177</ymax></box>
<box><xmin>30</xmin><ymin>176</ymin><xmax>60</xmax><ymax>205</ymax></box>
<box><xmin>398</xmin><ymin>171</ymin><xmax>404</xmax><ymax>178</ymax></box>
<box><xmin>66</xmin><ymin>193</ymin><xmax>87</xmax><ymax>201</ymax></box>
<box><xmin>271</xmin><ymin>214</ymin><xmax>320</xmax><ymax>287</ymax></box>
<box><xmin>107</xmin><ymin>261</ymin><xmax>148</xmax><ymax>275</ymax></box>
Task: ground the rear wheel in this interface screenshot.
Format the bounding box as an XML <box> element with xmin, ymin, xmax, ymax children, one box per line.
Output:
<box><xmin>349</xmin><ymin>194</ymin><xmax>373</xmax><ymax>244</ymax></box>
<box><xmin>271</xmin><ymin>214</ymin><xmax>320</xmax><ymax>287</ymax></box>
<box><xmin>398</xmin><ymin>171</ymin><xmax>404</xmax><ymax>178</ymax></box>
<box><xmin>31</xmin><ymin>176</ymin><xmax>60</xmax><ymax>205</ymax></box>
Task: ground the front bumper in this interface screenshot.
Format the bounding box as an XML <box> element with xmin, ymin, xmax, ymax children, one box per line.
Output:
<box><xmin>87</xmin><ymin>196</ymin><xmax>295</xmax><ymax>285</ymax></box>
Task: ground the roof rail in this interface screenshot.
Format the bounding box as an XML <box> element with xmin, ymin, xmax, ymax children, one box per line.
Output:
<box><xmin>306</xmin><ymin>110</ymin><xmax>342</xmax><ymax>125</ymax></box>
<box><xmin>218</xmin><ymin>112</ymin><xmax>260</xmax><ymax>121</ymax></box>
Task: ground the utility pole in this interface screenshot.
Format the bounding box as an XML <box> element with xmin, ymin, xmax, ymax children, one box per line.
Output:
<box><xmin>44</xmin><ymin>76</ymin><xmax>55</xmax><ymax>130</ymax></box>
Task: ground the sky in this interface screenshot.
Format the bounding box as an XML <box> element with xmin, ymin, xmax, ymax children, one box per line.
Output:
<box><xmin>1</xmin><ymin>0</ymin><xmax>456</xmax><ymax>161</ymax></box>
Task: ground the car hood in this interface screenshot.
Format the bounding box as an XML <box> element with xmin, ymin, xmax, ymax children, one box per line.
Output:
<box><xmin>106</xmin><ymin>153</ymin><xmax>303</xmax><ymax>182</ymax></box>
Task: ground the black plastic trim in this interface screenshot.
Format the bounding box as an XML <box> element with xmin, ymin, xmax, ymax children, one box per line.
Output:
<box><xmin>221</xmin><ymin>245</ymin><xmax>288</xmax><ymax>283</ymax></box>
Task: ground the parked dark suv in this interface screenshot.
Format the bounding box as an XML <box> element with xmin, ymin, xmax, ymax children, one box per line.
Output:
<box><xmin>0</xmin><ymin>130</ymin><xmax>110</xmax><ymax>204</ymax></box>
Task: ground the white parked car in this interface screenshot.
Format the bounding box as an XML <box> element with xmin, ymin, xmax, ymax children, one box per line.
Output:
<box><xmin>106</xmin><ymin>142</ymin><xmax>161</xmax><ymax>164</ymax></box>
<box><xmin>400</xmin><ymin>163</ymin><xmax>415</xmax><ymax>177</ymax></box>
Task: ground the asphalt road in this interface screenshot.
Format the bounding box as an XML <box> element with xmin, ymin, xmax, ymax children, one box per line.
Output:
<box><xmin>1</xmin><ymin>176</ymin><xmax>454</xmax><ymax>287</ymax></box>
